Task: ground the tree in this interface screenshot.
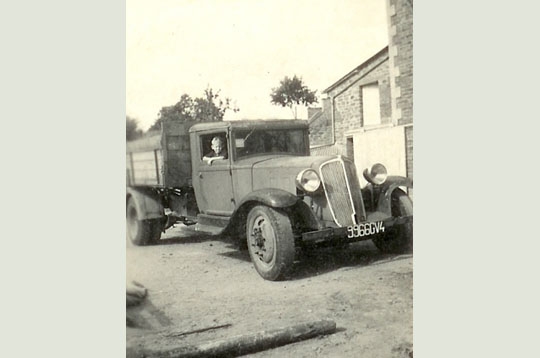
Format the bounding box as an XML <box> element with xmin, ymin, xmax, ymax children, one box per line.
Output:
<box><xmin>147</xmin><ymin>94</ymin><xmax>194</xmax><ymax>132</ymax></box>
<box><xmin>148</xmin><ymin>87</ymin><xmax>239</xmax><ymax>132</ymax></box>
<box><xmin>126</xmin><ymin>116</ymin><xmax>143</xmax><ymax>141</ymax></box>
<box><xmin>193</xmin><ymin>87</ymin><xmax>237</xmax><ymax>122</ymax></box>
<box><xmin>270</xmin><ymin>75</ymin><xmax>318</xmax><ymax>119</ymax></box>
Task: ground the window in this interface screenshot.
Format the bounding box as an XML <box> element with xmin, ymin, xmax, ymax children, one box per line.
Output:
<box><xmin>361</xmin><ymin>83</ymin><xmax>381</xmax><ymax>127</ymax></box>
<box><xmin>200</xmin><ymin>133</ymin><xmax>228</xmax><ymax>161</ymax></box>
<box><xmin>233</xmin><ymin>129</ymin><xmax>307</xmax><ymax>159</ymax></box>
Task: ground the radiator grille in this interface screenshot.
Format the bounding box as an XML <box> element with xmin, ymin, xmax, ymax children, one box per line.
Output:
<box><xmin>319</xmin><ymin>158</ymin><xmax>365</xmax><ymax>227</ymax></box>
<box><xmin>343</xmin><ymin>160</ymin><xmax>366</xmax><ymax>221</ymax></box>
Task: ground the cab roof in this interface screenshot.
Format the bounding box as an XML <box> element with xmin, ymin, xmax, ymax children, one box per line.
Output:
<box><xmin>189</xmin><ymin>119</ymin><xmax>309</xmax><ymax>133</ymax></box>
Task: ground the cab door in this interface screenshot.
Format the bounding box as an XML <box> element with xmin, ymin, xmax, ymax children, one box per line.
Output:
<box><xmin>192</xmin><ymin>130</ymin><xmax>235</xmax><ymax>216</ymax></box>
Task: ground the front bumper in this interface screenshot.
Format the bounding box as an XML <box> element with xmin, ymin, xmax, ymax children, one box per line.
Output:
<box><xmin>301</xmin><ymin>215</ymin><xmax>412</xmax><ymax>246</ymax></box>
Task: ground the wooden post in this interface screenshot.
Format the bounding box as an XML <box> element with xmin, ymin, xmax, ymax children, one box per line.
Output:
<box><xmin>128</xmin><ymin>319</ymin><xmax>337</xmax><ymax>358</ymax></box>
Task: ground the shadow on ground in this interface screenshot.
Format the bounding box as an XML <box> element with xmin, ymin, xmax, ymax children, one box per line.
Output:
<box><xmin>145</xmin><ymin>224</ymin><xmax>412</xmax><ymax>280</ymax></box>
<box><xmin>219</xmin><ymin>239</ymin><xmax>412</xmax><ymax>281</ymax></box>
<box><xmin>152</xmin><ymin>224</ymin><xmax>250</xmax><ymax>248</ymax></box>
<box><xmin>286</xmin><ymin>241</ymin><xmax>410</xmax><ymax>281</ymax></box>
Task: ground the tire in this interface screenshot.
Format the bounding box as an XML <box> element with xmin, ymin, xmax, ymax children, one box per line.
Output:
<box><xmin>246</xmin><ymin>205</ymin><xmax>295</xmax><ymax>281</ymax></box>
<box><xmin>126</xmin><ymin>198</ymin><xmax>163</xmax><ymax>246</ymax></box>
<box><xmin>372</xmin><ymin>189</ymin><xmax>413</xmax><ymax>254</ymax></box>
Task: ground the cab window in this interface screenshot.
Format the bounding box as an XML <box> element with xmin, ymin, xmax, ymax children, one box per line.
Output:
<box><xmin>200</xmin><ymin>133</ymin><xmax>228</xmax><ymax>162</ymax></box>
<box><xmin>234</xmin><ymin>129</ymin><xmax>307</xmax><ymax>159</ymax></box>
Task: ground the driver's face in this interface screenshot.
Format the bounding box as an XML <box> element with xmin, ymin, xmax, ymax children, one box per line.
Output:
<box><xmin>212</xmin><ymin>141</ymin><xmax>223</xmax><ymax>154</ymax></box>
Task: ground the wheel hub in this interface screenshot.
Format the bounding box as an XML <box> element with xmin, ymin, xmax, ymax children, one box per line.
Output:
<box><xmin>253</xmin><ymin>227</ymin><xmax>265</xmax><ymax>247</ymax></box>
<box><xmin>250</xmin><ymin>216</ymin><xmax>275</xmax><ymax>264</ymax></box>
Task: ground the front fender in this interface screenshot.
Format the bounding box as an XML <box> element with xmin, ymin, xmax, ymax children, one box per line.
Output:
<box><xmin>237</xmin><ymin>188</ymin><xmax>300</xmax><ymax>209</ymax></box>
<box><xmin>375</xmin><ymin>176</ymin><xmax>413</xmax><ymax>215</ymax></box>
<box><xmin>223</xmin><ymin>189</ymin><xmax>300</xmax><ymax>239</ymax></box>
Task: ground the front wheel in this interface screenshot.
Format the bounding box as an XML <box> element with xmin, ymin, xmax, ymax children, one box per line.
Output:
<box><xmin>126</xmin><ymin>198</ymin><xmax>163</xmax><ymax>246</ymax></box>
<box><xmin>246</xmin><ymin>205</ymin><xmax>295</xmax><ymax>281</ymax></box>
<box><xmin>372</xmin><ymin>189</ymin><xmax>413</xmax><ymax>253</ymax></box>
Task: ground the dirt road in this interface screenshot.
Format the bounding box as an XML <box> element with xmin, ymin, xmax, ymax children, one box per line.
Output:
<box><xmin>126</xmin><ymin>224</ymin><xmax>413</xmax><ymax>357</ymax></box>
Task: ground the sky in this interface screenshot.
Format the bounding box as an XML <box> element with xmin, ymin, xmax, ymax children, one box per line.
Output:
<box><xmin>127</xmin><ymin>0</ymin><xmax>389</xmax><ymax>130</ymax></box>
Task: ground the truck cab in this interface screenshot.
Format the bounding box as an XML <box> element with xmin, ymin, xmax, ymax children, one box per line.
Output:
<box><xmin>190</xmin><ymin>120</ymin><xmax>309</xmax><ymax>220</ymax></box>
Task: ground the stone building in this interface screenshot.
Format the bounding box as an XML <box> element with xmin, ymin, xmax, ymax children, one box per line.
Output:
<box><xmin>309</xmin><ymin>0</ymin><xmax>413</xmax><ymax>189</ymax></box>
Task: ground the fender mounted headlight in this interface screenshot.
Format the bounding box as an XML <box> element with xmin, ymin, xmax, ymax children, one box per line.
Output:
<box><xmin>363</xmin><ymin>163</ymin><xmax>388</xmax><ymax>185</ymax></box>
<box><xmin>295</xmin><ymin>169</ymin><xmax>321</xmax><ymax>193</ymax></box>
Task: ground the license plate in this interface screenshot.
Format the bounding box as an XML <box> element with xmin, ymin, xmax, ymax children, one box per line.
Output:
<box><xmin>347</xmin><ymin>221</ymin><xmax>385</xmax><ymax>239</ymax></box>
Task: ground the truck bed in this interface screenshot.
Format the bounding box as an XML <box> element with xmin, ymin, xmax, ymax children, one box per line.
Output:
<box><xmin>126</xmin><ymin>121</ymin><xmax>195</xmax><ymax>188</ymax></box>
<box><xmin>126</xmin><ymin>134</ymin><xmax>163</xmax><ymax>186</ymax></box>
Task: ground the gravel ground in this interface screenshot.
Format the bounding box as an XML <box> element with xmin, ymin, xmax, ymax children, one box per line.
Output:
<box><xmin>126</xmin><ymin>224</ymin><xmax>413</xmax><ymax>357</ymax></box>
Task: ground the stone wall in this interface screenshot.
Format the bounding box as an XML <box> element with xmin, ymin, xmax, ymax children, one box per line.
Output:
<box><xmin>387</xmin><ymin>0</ymin><xmax>413</xmax><ymax>125</ymax></box>
<box><xmin>388</xmin><ymin>0</ymin><xmax>413</xmax><ymax>184</ymax></box>
<box><xmin>331</xmin><ymin>59</ymin><xmax>391</xmax><ymax>149</ymax></box>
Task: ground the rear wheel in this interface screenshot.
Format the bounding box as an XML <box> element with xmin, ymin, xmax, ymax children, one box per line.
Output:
<box><xmin>246</xmin><ymin>205</ymin><xmax>295</xmax><ymax>281</ymax></box>
<box><xmin>126</xmin><ymin>198</ymin><xmax>162</xmax><ymax>246</ymax></box>
<box><xmin>373</xmin><ymin>189</ymin><xmax>413</xmax><ymax>253</ymax></box>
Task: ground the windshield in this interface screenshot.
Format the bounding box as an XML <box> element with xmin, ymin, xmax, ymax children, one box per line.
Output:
<box><xmin>234</xmin><ymin>128</ymin><xmax>308</xmax><ymax>159</ymax></box>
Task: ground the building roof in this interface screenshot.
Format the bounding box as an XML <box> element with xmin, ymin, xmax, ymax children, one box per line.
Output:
<box><xmin>323</xmin><ymin>46</ymin><xmax>389</xmax><ymax>94</ymax></box>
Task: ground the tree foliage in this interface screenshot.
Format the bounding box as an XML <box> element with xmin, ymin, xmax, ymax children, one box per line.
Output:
<box><xmin>148</xmin><ymin>87</ymin><xmax>239</xmax><ymax>132</ymax></box>
<box><xmin>270</xmin><ymin>75</ymin><xmax>318</xmax><ymax>119</ymax></box>
<box><xmin>126</xmin><ymin>116</ymin><xmax>143</xmax><ymax>141</ymax></box>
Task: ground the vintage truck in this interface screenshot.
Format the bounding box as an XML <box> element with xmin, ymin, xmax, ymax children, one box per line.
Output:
<box><xmin>126</xmin><ymin>119</ymin><xmax>413</xmax><ymax>280</ymax></box>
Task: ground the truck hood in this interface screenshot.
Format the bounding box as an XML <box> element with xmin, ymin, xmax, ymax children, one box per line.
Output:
<box><xmin>249</xmin><ymin>155</ymin><xmax>340</xmax><ymax>193</ymax></box>
<box><xmin>250</xmin><ymin>155</ymin><xmax>337</xmax><ymax>171</ymax></box>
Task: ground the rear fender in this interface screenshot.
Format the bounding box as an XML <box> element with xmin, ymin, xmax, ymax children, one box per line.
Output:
<box><xmin>126</xmin><ymin>187</ymin><xmax>165</xmax><ymax>220</ymax></box>
<box><xmin>375</xmin><ymin>176</ymin><xmax>413</xmax><ymax>215</ymax></box>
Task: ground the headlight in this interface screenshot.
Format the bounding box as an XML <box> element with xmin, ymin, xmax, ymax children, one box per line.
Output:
<box><xmin>363</xmin><ymin>163</ymin><xmax>388</xmax><ymax>185</ymax></box>
<box><xmin>295</xmin><ymin>169</ymin><xmax>321</xmax><ymax>193</ymax></box>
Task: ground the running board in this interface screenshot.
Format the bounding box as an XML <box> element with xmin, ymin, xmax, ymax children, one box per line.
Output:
<box><xmin>195</xmin><ymin>213</ymin><xmax>230</xmax><ymax>235</ymax></box>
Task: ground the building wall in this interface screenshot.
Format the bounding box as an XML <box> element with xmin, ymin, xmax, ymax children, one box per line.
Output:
<box><xmin>387</xmin><ymin>0</ymin><xmax>413</xmax><ymax>126</ymax></box>
<box><xmin>309</xmin><ymin>98</ymin><xmax>333</xmax><ymax>147</ymax></box>
<box><xmin>351</xmin><ymin>126</ymin><xmax>407</xmax><ymax>187</ymax></box>
<box><xmin>309</xmin><ymin>0</ymin><xmax>413</xmax><ymax>187</ymax></box>
<box><xmin>331</xmin><ymin>59</ymin><xmax>391</xmax><ymax>151</ymax></box>
<box><xmin>387</xmin><ymin>0</ymin><xmax>413</xmax><ymax>181</ymax></box>
<box><xmin>405</xmin><ymin>125</ymin><xmax>413</xmax><ymax>178</ymax></box>
<box><xmin>309</xmin><ymin>50</ymin><xmax>390</xmax><ymax>152</ymax></box>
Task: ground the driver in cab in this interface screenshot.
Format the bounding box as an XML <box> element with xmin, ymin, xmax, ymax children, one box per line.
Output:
<box><xmin>203</xmin><ymin>136</ymin><xmax>228</xmax><ymax>164</ymax></box>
